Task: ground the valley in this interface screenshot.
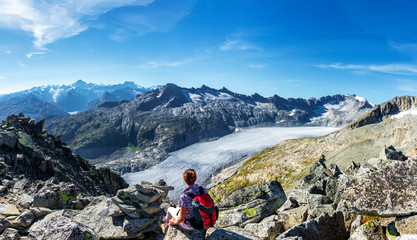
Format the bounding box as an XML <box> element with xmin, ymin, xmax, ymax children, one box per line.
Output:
<box><xmin>123</xmin><ymin>126</ymin><xmax>339</xmax><ymax>200</ymax></box>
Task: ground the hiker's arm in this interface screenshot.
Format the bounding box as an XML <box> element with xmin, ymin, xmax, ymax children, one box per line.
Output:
<box><xmin>169</xmin><ymin>206</ymin><xmax>186</xmax><ymax>225</ymax></box>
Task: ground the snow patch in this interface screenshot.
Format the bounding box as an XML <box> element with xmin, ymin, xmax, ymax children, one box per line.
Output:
<box><xmin>391</xmin><ymin>110</ymin><xmax>417</xmax><ymax>119</ymax></box>
<box><xmin>68</xmin><ymin>111</ymin><xmax>78</xmax><ymax>115</ymax></box>
<box><xmin>355</xmin><ymin>96</ymin><xmax>367</xmax><ymax>102</ymax></box>
<box><xmin>182</xmin><ymin>90</ymin><xmax>239</xmax><ymax>104</ymax></box>
<box><xmin>123</xmin><ymin>126</ymin><xmax>339</xmax><ymax>200</ymax></box>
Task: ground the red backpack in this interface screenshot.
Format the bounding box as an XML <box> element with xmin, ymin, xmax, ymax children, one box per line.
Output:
<box><xmin>184</xmin><ymin>186</ymin><xmax>219</xmax><ymax>230</ymax></box>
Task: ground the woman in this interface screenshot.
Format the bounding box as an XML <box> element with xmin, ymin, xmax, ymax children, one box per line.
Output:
<box><xmin>163</xmin><ymin>169</ymin><xmax>208</xmax><ymax>231</ymax></box>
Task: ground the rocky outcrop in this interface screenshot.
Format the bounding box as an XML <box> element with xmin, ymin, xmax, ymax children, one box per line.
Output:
<box><xmin>340</xmin><ymin>157</ymin><xmax>417</xmax><ymax>217</ymax></box>
<box><xmin>350</xmin><ymin>95</ymin><xmax>417</xmax><ymax>129</ymax></box>
<box><xmin>276</xmin><ymin>212</ymin><xmax>347</xmax><ymax>240</ymax></box>
<box><xmin>215</xmin><ymin>181</ymin><xmax>286</xmax><ymax>228</ymax></box>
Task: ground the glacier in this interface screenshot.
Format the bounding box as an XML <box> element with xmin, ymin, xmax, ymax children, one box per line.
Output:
<box><xmin>123</xmin><ymin>126</ymin><xmax>339</xmax><ymax>200</ymax></box>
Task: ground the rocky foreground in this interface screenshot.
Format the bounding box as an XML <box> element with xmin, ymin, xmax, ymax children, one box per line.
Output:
<box><xmin>1</xmin><ymin>113</ymin><xmax>417</xmax><ymax>239</ymax></box>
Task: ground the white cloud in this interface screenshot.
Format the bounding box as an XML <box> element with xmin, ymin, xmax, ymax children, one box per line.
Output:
<box><xmin>396</xmin><ymin>79</ymin><xmax>417</xmax><ymax>93</ymax></box>
<box><xmin>249</xmin><ymin>64</ymin><xmax>266</xmax><ymax>69</ymax></box>
<box><xmin>220</xmin><ymin>38</ymin><xmax>261</xmax><ymax>51</ymax></box>
<box><xmin>26</xmin><ymin>51</ymin><xmax>45</xmax><ymax>58</ymax></box>
<box><xmin>0</xmin><ymin>76</ymin><xmax>5</xmax><ymax>79</ymax></box>
<box><xmin>139</xmin><ymin>58</ymin><xmax>194</xmax><ymax>69</ymax></box>
<box><xmin>316</xmin><ymin>63</ymin><xmax>417</xmax><ymax>75</ymax></box>
<box><xmin>5</xmin><ymin>50</ymin><xmax>11</xmax><ymax>54</ymax></box>
<box><xmin>0</xmin><ymin>0</ymin><xmax>154</xmax><ymax>49</ymax></box>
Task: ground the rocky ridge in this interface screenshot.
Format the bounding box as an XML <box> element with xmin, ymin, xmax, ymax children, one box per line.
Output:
<box><xmin>46</xmin><ymin>83</ymin><xmax>372</xmax><ymax>174</ymax></box>
<box><xmin>0</xmin><ymin>114</ymin><xmax>176</xmax><ymax>239</ymax></box>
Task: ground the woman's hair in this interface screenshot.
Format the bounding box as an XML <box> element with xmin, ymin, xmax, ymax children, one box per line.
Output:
<box><xmin>183</xmin><ymin>169</ymin><xmax>197</xmax><ymax>185</ymax></box>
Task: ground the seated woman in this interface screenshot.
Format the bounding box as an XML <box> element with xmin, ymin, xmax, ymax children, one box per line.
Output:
<box><xmin>163</xmin><ymin>169</ymin><xmax>208</xmax><ymax>231</ymax></box>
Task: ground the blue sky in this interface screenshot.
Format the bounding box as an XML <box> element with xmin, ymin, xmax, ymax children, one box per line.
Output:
<box><xmin>1</xmin><ymin>0</ymin><xmax>417</xmax><ymax>104</ymax></box>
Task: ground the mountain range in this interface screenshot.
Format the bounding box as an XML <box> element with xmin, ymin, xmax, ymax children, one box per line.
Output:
<box><xmin>0</xmin><ymin>80</ymin><xmax>155</xmax><ymax>121</ymax></box>
<box><xmin>45</xmin><ymin>83</ymin><xmax>373</xmax><ymax>174</ymax></box>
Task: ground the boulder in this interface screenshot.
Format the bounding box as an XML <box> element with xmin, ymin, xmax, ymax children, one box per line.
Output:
<box><xmin>14</xmin><ymin>210</ymin><xmax>35</xmax><ymax>228</ymax></box>
<box><xmin>123</xmin><ymin>216</ymin><xmax>158</xmax><ymax>234</ymax></box>
<box><xmin>277</xmin><ymin>205</ymin><xmax>308</xmax><ymax>231</ymax></box>
<box><xmin>29</xmin><ymin>207</ymin><xmax>53</xmax><ymax>218</ymax></box>
<box><xmin>340</xmin><ymin>158</ymin><xmax>417</xmax><ymax>217</ymax></box>
<box><xmin>243</xmin><ymin>215</ymin><xmax>284</xmax><ymax>240</ymax></box>
<box><xmin>379</xmin><ymin>145</ymin><xmax>407</xmax><ymax>161</ymax></box>
<box><xmin>367</xmin><ymin>158</ymin><xmax>392</xmax><ymax>170</ymax></box>
<box><xmin>348</xmin><ymin>220</ymin><xmax>385</xmax><ymax>240</ymax></box>
<box><xmin>0</xmin><ymin>216</ymin><xmax>11</xmax><ymax>233</ymax></box>
<box><xmin>287</xmin><ymin>189</ymin><xmax>307</xmax><ymax>205</ymax></box>
<box><xmin>73</xmin><ymin>196</ymin><xmax>130</xmax><ymax>239</ymax></box>
<box><xmin>0</xmin><ymin>132</ymin><xmax>18</xmax><ymax>149</ymax></box>
<box><xmin>206</xmin><ymin>227</ymin><xmax>260</xmax><ymax>240</ymax></box>
<box><xmin>276</xmin><ymin>212</ymin><xmax>347</xmax><ymax>240</ymax></box>
<box><xmin>17</xmin><ymin>194</ymin><xmax>34</xmax><ymax>208</ymax></box>
<box><xmin>27</xmin><ymin>214</ymin><xmax>99</xmax><ymax>240</ymax></box>
<box><xmin>307</xmin><ymin>204</ymin><xmax>335</xmax><ymax>220</ymax></box>
<box><xmin>395</xmin><ymin>214</ymin><xmax>417</xmax><ymax>234</ymax></box>
<box><xmin>32</xmin><ymin>182</ymin><xmax>80</xmax><ymax>209</ymax></box>
<box><xmin>218</xmin><ymin>181</ymin><xmax>286</xmax><ymax>210</ymax></box>
<box><xmin>117</xmin><ymin>184</ymin><xmax>167</xmax><ymax>204</ymax></box>
<box><xmin>307</xmin><ymin>194</ymin><xmax>332</xmax><ymax>210</ymax></box>
<box><xmin>216</xmin><ymin>197</ymin><xmax>283</xmax><ymax>228</ymax></box>
<box><xmin>277</xmin><ymin>197</ymin><xmax>299</xmax><ymax>212</ymax></box>
<box><xmin>0</xmin><ymin>228</ymin><xmax>20</xmax><ymax>240</ymax></box>
<box><xmin>163</xmin><ymin>225</ymin><xmax>205</xmax><ymax>240</ymax></box>
<box><xmin>0</xmin><ymin>204</ymin><xmax>20</xmax><ymax>217</ymax></box>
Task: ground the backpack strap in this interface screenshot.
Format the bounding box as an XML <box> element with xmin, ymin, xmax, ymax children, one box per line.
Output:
<box><xmin>184</xmin><ymin>191</ymin><xmax>195</xmax><ymax>199</ymax></box>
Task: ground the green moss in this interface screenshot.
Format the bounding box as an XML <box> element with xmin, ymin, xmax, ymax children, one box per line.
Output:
<box><xmin>242</xmin><ymin>208</ymin><xmax>257</xmax><ymax>218</ymax></box>
<box><xmin>61</xmin><ymin>193</ymin><xmax>75</xmax><ymax>202</ymax></box>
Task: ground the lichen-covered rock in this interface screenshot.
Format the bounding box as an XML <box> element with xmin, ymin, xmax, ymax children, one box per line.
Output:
<box><xmin>277</xmin><ymin>205</ymin><xmax>308</xmax><ymax>231</ymax></box>
<box><xmin>163</xmin><ymin>225</ymin><xmax>205</xmax><ymax>240</ymax></box>
<box><xmin>28</xmin><ymin>214</ymin><xmax>99</xmax><ymax>240</ymax></box>
<box><xmin>17</xmin><ymin>194</ymin><xmax>34</xmax><ymax>208</ymax></box>
<box><xmin>349</xmin><ymin>220</ymin><xmax>385</xmax><ymax>240</ymax></box>
<box><xmin>218</xmin><ymin>181</ymin><xmax>286</xmax><ymax>210</ymax></box>
<box><xmin>276</xmin><ymin>212</ymin><xmax>347</xmax><ymax>240</ymax></box>
<box><xmin>340</xmin><ymin>157</ymin><xmax>417</xmax><ymax>217</ymax></box>
<box><xmin>32</xmin><ymin>182</ymin><xmax>80</xmax><ymax>209</ymax></box>
<box><xmin>395</xmin><ymin>214</ymin><xmax>417</xmax><ymax>235</ymax></box>
<box><xmin>307</xmin><ymin>204</ymin><xmax>335</xmax><ymax>220</ymax></box>
<box><xmin>243</xmin><ymin>215</ymin><xmax>284</xmax><ymax>240</ymax></box>
<box><xmin>0</xmin><ymin>204</ymin><xmax>20</xmax><ymax>217</ymax></box>
<box><xmin>29</xmin><ymin>207</ymin><xmax>53</xmax><ymax>218</ymax></box>
<box><xmin>73</xmin><ymin>196</ymin><xmax>130</xmax><ymax>239</ymax></box>
<box><xmin>216</xmin><ymin>198</ymin><xmax>283</xmax><ymax>228</ymax></box>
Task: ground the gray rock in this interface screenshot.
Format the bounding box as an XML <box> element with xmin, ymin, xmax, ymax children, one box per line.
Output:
<box><xmin>0</xmin><ymin>204</ymin><xmax>20</xmax><ymax>217</ymax></box>
<box><xmin>29</xmin><ymin>207</ymin><xmax>53</xmax><ymax>218</ymax></box>
<box><xmin>218</xmin><ymin>181</ymin><xmax>286</xmax><ymax>210</ymax></box>
<box><xmin>216</xmin><ymin>197</ymin><xmax>284</xmax><ymax>228</ymax></box>
<box><xmin>73</xmin><ymin>196</ymin><xmax>129</xmax><ymax>239</ymax></box>
<box><xmin>276</xmin><ymin>212</ymin><xmax>347</xmax><ymax>240</ymax></box>
<box><xmin>341</xmin><ymin>158</ymin><xmax>417</xmax><ymax>217</ymax></box>
<box><xmin>307</xmin><ymin>194</ymin><xmax>332</xmax><ymax>210</ymax></box>
<box><xmin>0</xmin><ymin>228</ymin><xmax>20</xmax><ymax>240</ymax></box>
<box><xmin>277</xmin><ymin>205</ymin><xmax>308</xmax><ymax>231</ymax></box>
<box><xmin>28</xmin><ymin>214</ymin><xmax>99</xmax><ymax>240</ymax></box>
<box><xmin>206</xmin><ymin>227</ymin><xmax>260</xmax><ymax>240</ymax></box>
<box><xmin>277</xmin><ymin>197</ymin><xmax>299</xmax><ymax>213</ymax></box>
<box><xmin>349</xmin><ymin>215</ymin><xmax>362</xmax><ymax>234</ymax></box>
<box><xmin>14</xmin><ymin>210</ymin><xmax>35</xmax><ymax>228</ymax></box>
<box><xmin>243</xmin><ymin>215</ymin><xmax>284</xmax><ymax>240</ymax></box>
<box><xmin>18</xmin><ymin>194</ymin><xmax>34</xmax><ymax>208</ymax></box>
<box><xmin>307</xmin><ymin>204</ymin><xmax>335</xmax><ymax>220</ymax></box>
<box><xmin>0</xmin><ymin>132</ymin><xmax>18</xmax><ymax>149</ymax></box>
<box><xmin>0</xmin><ymin>216</ymin><xmax>11</xmax><ymax>233</ymax></box>
<box><xmin>118</xmin><ymin>184</ymin><xmax>167</xmax><ymax>204</ymax></box>
<box><xmin>287</xmin><ymin>189</ymin><xmax>307</xmax><ymax>205</ymax></box>
<box><xmin>123</xmin><ymin>216</ymin><xmax>158</xmax><ymax>234</ymax></box>
<box><xmin>349</xmin><ymin>220</ymin><xmax>385</xmax><ymax>240</ymax></box>
<box><xmin>163</xmin><ymin>225</ymin><xmax>205</xmax><ymax>240</ymax></box>
<box><xmin>395</xmin><ymin>214</ymin><xmax>417</xmax><ymax>234</ymax></box>
<box><xmin>111</xmin><ymin>196</ymin><xmax>142</xmax><ymax>218</ymax></box>
<box><xmin>379</xmin><ymin>145</ymin><xmax>407</xmax><ymax>161</ymax></box>
<box><xmin>0</xmin><ymin>185</ymin><xmax>7</xmax><ymax>194</ymax></box>
<box><xmin>32</xmin><ymin>182</ymin><xmax>80</xmax><ymax>209</ymax></box>
<box><xmin>367</xmin><ymin>158</ymin><xmax>392</xmax><ymax>170</ymax></box>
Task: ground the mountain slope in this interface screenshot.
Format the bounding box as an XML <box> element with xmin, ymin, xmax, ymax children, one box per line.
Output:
<box><xmin>0</xmin><ymin>80</ymin><xmax>155</xmax><ymax>117</ymax></box>
<box><xmin>45</xmin><ymin>83</ymin><xmax>373</xmax><ymax>173</ymax></box>
<box><xmin>210</xmin><ymin>95</ymin><xmax>417</xmax><ymax>202</ymax></box>
<box><xmin>0</xmin><ymin>94</ymin><xmax>69</xmax><ymax>122</ymax></box>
